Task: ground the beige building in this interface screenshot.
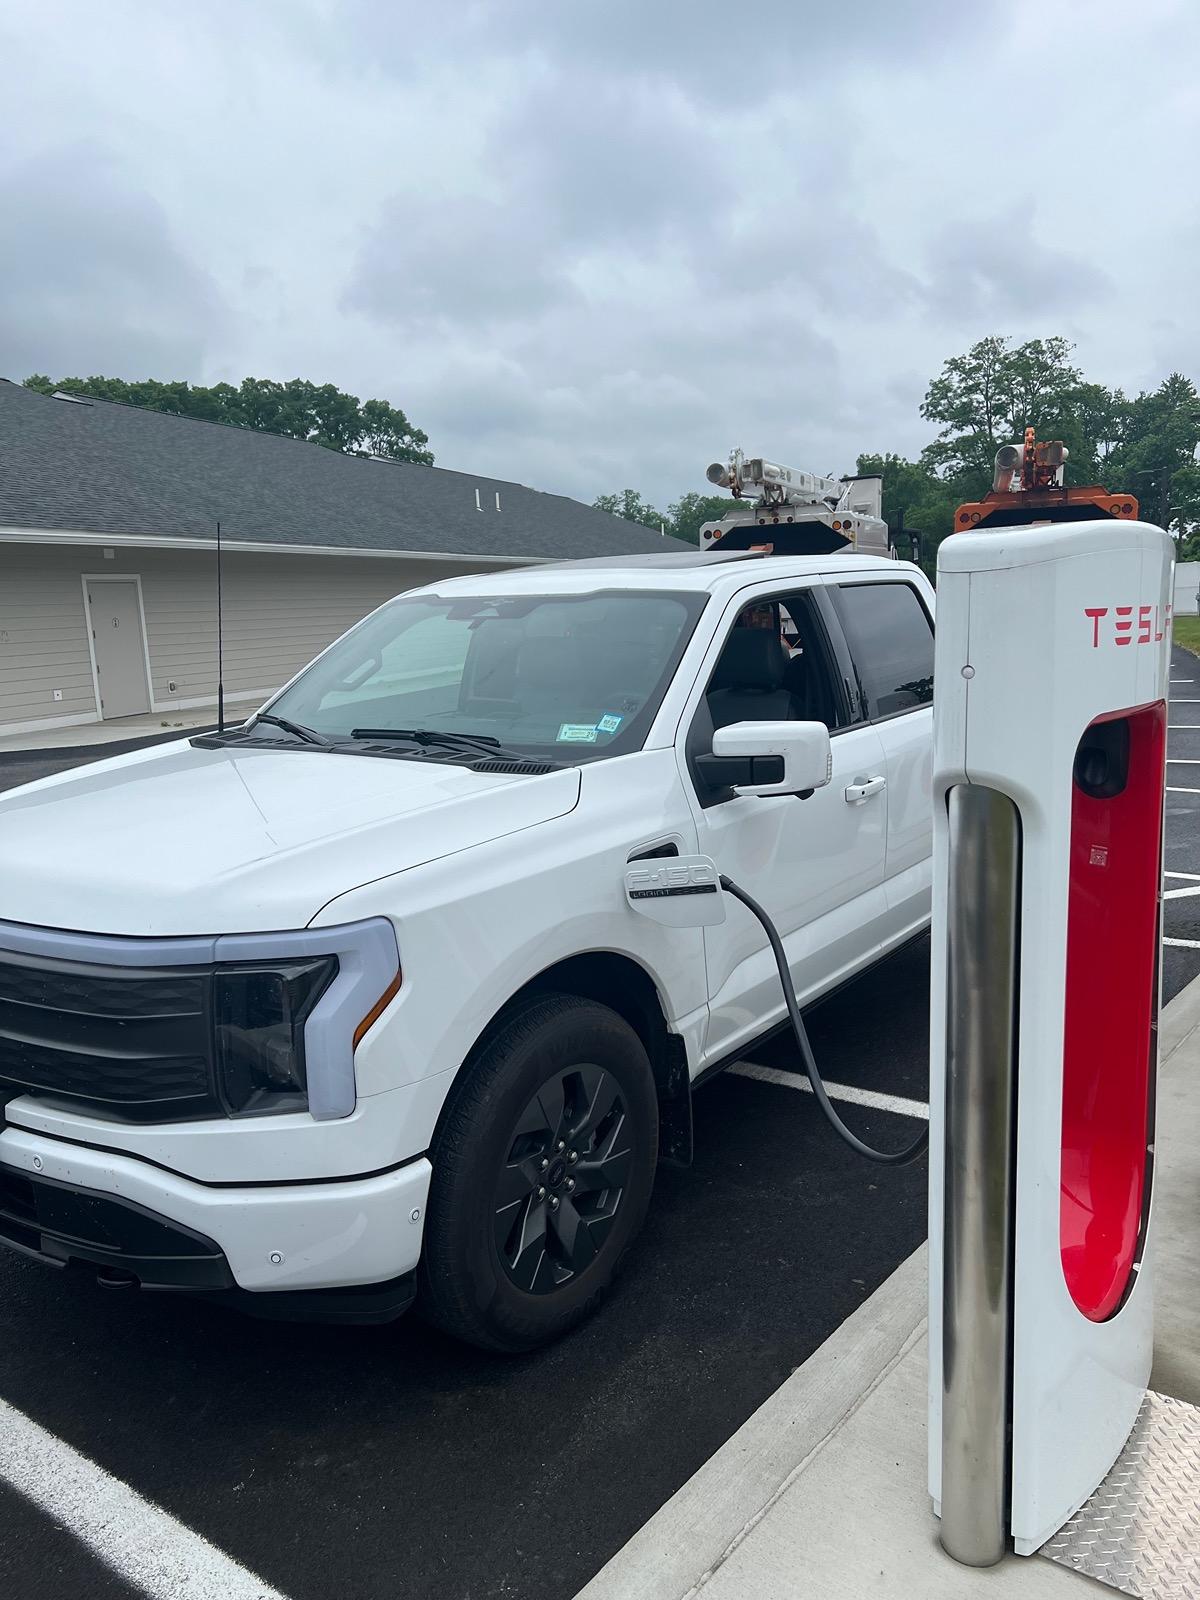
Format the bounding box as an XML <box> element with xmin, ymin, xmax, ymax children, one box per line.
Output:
<box><xmin>0</xmin><ymin>381</ymin><xmax>678</xmax><ymax>740</ymax></box>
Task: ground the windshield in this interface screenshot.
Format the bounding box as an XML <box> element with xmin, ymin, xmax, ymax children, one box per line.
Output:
<box><xmin>264</xmin><ymin>589</ymin><xmax>707</xmax><ymax>760</ymax></box>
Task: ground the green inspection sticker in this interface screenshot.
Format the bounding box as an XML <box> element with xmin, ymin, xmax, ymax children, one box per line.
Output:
<box><xmin>557</xmin><ymin>723</ymin><xmax>599</xmax><ymax>743</ymax></box>
<box><xmin>596</xmin><ymin>713</ymin><xmax>623</xmax><ymax>734</ymax></box>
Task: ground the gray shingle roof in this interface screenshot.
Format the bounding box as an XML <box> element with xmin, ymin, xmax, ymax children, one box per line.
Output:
<box><xmin>0</xmin><ymin>380</ymin><xmax>688</xmax><ymax>561</ymax></box>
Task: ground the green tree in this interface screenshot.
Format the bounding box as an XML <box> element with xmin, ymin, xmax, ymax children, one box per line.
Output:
<box><xmin>665</xmin><ymin>491</ymin><xmax>736</xmax><ymax>546</ymax></box>
<box><xmin>22</xmin><ymin>373</ymin><xmax>434</xmax><ymax>464</ymax></box>
<box><xmin>920</xmin><ymin>335</ymin><xmax>1086</xmax><ymax>482</ymax></box>
<box><xmin>1058</xmin><ymin>381</ymin><xmax>1128</xmax><ymax>481</ymax></box>
<box><xmin>593</xmin><ymin>489</ymin><xmax>667</xmax><ymax>531</ymax></box>
<box><xmin>856</xmin><ymin>453</ymin><xmax>937</xmax><ymax>535</ymax></box>
<box><xmin>1106</xmin><ymin>373</ymin><xmax>1200</xmax><ymax>534</ymax></box>
<box><xmin>359</xmin><ymin>396</ymin><xmax>433</xmax><ymax>464</ymax></box>
<box><xmin>905</xmin><ymin>333</ymin><xmax>1200</xmax><ymax>563</ymax></box>
<box><xmin>854</xmin><ymin>453</ymin><xmax>960</xmax><ymax>573</ymax></box>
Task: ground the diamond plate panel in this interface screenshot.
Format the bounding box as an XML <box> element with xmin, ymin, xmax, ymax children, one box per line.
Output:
<box><xmin>1041</xmin><ymin>1392</ymin><xmax>1200</xmax><ymax>1598</ymax></box>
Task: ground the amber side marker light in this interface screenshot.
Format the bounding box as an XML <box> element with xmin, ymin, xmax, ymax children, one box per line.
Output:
<box><xmin>354</xmin><ymin>971</ymin><xmax>403</xmax><ymax>1049</ymax></box>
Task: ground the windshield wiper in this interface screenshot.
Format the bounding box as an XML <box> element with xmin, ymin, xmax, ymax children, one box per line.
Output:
<box><xmin>349</xmin><ymin>727</ymin><xmax>554</xmax><ymax>765</ymax></box>
<box><xmin>350</xmin><ymin>727</ymin><xmax>502</xmax><ymax>753</ymax></box>
<box><xmin>252</xmin><ymin>712</ymin><xmax>330</xmax><ymax>746</ymax></box>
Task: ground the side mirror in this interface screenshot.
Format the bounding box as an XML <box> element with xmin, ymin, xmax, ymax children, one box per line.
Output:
<box><xmin>705</xmin><ymin>719</ymin><xmax>832</xmax><ymax>798</ymax></box>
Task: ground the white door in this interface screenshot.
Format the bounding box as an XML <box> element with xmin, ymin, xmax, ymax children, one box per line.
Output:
<box><xmin>825</xmin><ymin>577</ymin><xmax>935</xmax><ymax>938</ymax></box>
<box><xmin>86</xmin><ymin>580</ymin><xmax>150</xmax><ymax>719</ymax></box>
<box><xmin>681</xmin><ymin>585</ymin><xmax>890</xmax><ymax>1067</ymax></box>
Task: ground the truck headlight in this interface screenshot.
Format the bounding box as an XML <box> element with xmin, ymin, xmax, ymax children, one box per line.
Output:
<box><xmin>214</xmin><ymin>957</ymin><xmax>337</xmax><ymax>1115</ymax></box>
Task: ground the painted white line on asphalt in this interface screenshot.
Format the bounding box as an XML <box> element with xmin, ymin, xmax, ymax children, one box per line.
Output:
<box><xmin>730</xmin><ymin>1060</ymin><xmax>929</xmax><ymax>1121</ymax></box>
<box><xmin>1164</xmin><ymin>937</ymin><xmax>1200</xmax><ymax>950</ymax></box>
<box><xmin>0</xmin><ymin>1397</ymin><xmax>287</xmax><ymax>1600</ymax></box>
<box><xmin>1167</xmin><ymin>787</ymin><xmax>1200</xmax><ymax>795</ymax></box>
<box><xmin>1171</xmin><ymin>698</ymin><xmax>1200</xmax><ymax>702</ymax></box>
<box><xmin>1166</xmin><ymin>871</ymin><xmax>1200</xmax><ymax>880</ymax></box>
<box><xmin>1164</xmin><ymin>884</ymin><xmax>1200</xmax><ymax>899</ymax></box>
<box><xmin>1168</xmin><ymin>725</ymin><xmax>1200</xmax><ymax>730</ymax></box>
<box><xmin>1168</xmin><ymin>758</ymin><xmax>1200</xmax><ymax>764</ymax></box>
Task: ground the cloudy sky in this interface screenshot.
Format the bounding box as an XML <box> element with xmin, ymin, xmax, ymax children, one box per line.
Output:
<box><xmin>1</xmin><ymin>1</ymin><xmax>1197</xmax><ymax>508</ymax></box>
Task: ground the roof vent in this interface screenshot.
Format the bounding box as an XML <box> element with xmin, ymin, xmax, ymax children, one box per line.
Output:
<box><xmin>52</xmin><ymin>391</ymin><xmax>93</xmax><ymax>405</ymax></box>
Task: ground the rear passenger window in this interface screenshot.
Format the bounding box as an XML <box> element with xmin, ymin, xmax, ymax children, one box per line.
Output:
<box><xmin>831</xmin><ymin>583</ymin><xmax>934</xmax><ymax>720</ymax></box>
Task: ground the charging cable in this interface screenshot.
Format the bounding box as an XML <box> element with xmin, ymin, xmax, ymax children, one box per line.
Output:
<box><xmin>721</xmin><ymin>875</ymin><xmax>929</xmax><ymax>1166</ymax></box>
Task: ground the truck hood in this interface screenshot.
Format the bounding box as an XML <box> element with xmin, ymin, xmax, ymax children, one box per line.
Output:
<box><xmin>0</xmin><ymin>741</ymin><xmax>580</xmax><ymax>936</ymax></box>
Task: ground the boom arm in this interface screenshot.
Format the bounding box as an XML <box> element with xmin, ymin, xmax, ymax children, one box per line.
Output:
<box><xmin>701</xmin><ymin>447</ymin><xmax>890</xmax><ymax>557</ymax></box>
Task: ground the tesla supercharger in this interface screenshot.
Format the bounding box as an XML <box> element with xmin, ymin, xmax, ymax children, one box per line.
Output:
<box><xmin>928</xmin><ymin>516</ymin><xmax>1173</xmax><ymax>1563</ymax></box>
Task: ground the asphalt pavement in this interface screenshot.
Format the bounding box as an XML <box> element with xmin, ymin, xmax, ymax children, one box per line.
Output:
<box><xmin>0</xmin><ymin>657</ymin><xmax>1194</xmax><ymax>1600</ymax></box>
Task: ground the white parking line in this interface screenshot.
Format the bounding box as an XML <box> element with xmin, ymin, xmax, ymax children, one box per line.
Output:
<box><xmin>1168</xmin><ymin>787</ymin><xmax>1200</xmax><ymax>795</ymax></box>
<box><xmin>1164</xmin><ymin>884</ymin><xmax>1200</xmax><ymax>899</ymax></box>
<box><xmin>1168</xmin><ymin>758</ymin><xmax>1200</xmax><ymax>764</ymax></box>
<box><xmin>1164</xmin><ymin>937</ymin><xmax>1200</xmax><ymax>950</ymax></box>
<box><xmin>1166</xmin><ymin>871</ymin><xmax>1200</xmax><ymax>880</ymax></box>
<box><xmin>730</xmin><ymin>1060</ymin><xmax>929</xmax><ymax>1121</ymax></box>
<box><xmin>0</xmin><ymin>1397</ymin><xmax>287</xmax><ymax>1600</ymax></box>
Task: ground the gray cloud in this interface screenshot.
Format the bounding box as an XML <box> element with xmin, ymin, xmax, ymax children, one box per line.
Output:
<box><xmin>0</xmin><ymin>0</ymin><xmax>1195</xmax><ymax>511</ymax></box>
<box><xmin>343</xmin><ymin>0</ymin><xmax>1007</xmax><ymax>90</ymax></box>
<box><xmin>923</xmin><ymin>209</ymin><xmax>1113</xmax><ymax>323</ymax></box>
<box><xmin>345</xmin><ymin>195</ymin><xmax>579</xmax><ymax>325</ymax></box>
<box><xmin>0</xmin><ymin>143</ymin><xmax>227</xmax><ymax>380</ymax></box>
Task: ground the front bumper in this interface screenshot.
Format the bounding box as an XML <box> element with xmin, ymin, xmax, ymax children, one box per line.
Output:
<box><xmin>0</xmin><ymin>1125</ymin><xmax>431</xmax><ymax>1321</ymax></box>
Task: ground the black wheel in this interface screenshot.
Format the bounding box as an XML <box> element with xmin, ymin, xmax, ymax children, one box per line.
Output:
<box><xmin>418</xmin><ymin>995</ymin><xmax>659</xmax><ymax>1351</ymax></box>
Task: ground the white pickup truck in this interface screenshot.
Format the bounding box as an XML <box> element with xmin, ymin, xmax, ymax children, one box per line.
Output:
<box><xmin>0</xmin><ymin>548</ymin><xmax>934</xmax><ymax>1349</ymax></box>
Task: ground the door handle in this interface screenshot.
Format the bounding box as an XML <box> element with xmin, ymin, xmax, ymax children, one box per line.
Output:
<box><xmin>845</xmin><ymin>774</ymin><xmax>886</xmax><ymax>805</ymax></box>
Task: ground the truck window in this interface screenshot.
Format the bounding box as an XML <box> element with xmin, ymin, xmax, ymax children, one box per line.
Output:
<box><xmin>688</xmin><ymin>589</ymin><xmax>848</xmax><ymax>806</ymax></box>
<box><xmin>829</xmin><ymin>582</ymin><xmax>934</xmax><ymax>721</ymax></box>
<box><xmin>265</xmin><ymin>589</ymin><xmax>708</xmax><ymax>762</ymax></box>
<box><xmin>703</xmin><ymin>592</ymin><xmax>847</xmax><ymax>733</ymax></box>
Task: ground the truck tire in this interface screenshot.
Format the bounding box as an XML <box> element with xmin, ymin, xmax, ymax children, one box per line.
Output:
<box><xmin>418</xmin><ymin>994</ymin><xmax>659</xmax><ymax>1352</ymax></box>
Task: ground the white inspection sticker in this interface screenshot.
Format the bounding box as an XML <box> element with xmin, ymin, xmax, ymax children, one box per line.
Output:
<box><xmin>557</xmin><ymin>723</ymin><xmax>598</xmax><ymax>743</ymax></box>
<box><xmin>597</xmin><ymin>713</ymin><xmax>623</xmax><ymax>734</ymax></box>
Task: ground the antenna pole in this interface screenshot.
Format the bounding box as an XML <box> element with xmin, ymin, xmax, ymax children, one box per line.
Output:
<box><xmin>216</xmin><ymin>519</ymin><xmax>225</xmax><ymax>732</ymax></box>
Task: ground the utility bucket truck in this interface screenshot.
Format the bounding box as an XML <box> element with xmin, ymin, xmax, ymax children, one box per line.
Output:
<box><xmin>952</xmin><ymin>425</ymin><xmax>1141</xmax><ymax>529</ymax></box>
<box><xmin>700</xmin><ymin>448</ymin><xmax>893</xmax><ymax>557</ymax></box>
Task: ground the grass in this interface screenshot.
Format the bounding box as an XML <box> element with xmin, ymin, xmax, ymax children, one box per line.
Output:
<box><xmin>1173</xmin><ymin>615</ymin><xmax>1200</xmax><ymax>655</ymax></box>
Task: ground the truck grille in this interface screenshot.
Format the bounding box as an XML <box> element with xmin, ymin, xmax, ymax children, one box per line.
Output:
<box><xmin>0</xmin><ymin>950</ymin><xmax>216</xmax><ymax>1121</ymax></box>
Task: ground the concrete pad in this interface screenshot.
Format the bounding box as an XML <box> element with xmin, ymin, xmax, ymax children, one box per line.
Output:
<box><xmin>1150</xmin><ymin>986</ymin><xmax>1200</xmax><ymax>1406</ymax></box>
<box><xmin>699</xmin><ymin>1338</ymin><xmax>1108</xmax><ymax>1600</ymax></box>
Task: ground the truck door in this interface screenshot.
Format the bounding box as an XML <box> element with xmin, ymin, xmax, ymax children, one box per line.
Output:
<box><xmin>681</xmin><ymin>585</ymin><xmax>889</xmax><ymax>1067</ymax></box>
<box><xmin>825</xmin><ymin>577</ymin><xmax>935</xmax><ymax>942</ymax></box>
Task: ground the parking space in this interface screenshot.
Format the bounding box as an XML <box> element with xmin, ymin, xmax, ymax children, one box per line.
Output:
<box><xmin>0</xmin><ymin>1484</ymin><xmax>141</xmax><ymax>1600</ymax></box>
<box><xmin>0</xmin><ymin>656</ymin><xmax>1191</xmax><ymax>1599</ymax></box>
